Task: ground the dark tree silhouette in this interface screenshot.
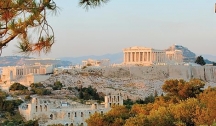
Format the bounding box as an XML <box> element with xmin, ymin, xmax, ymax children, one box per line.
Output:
<box><xmin>195</xmin><ymin>55</ymin><xmax>206</xmax><ymax>66</ymax></box>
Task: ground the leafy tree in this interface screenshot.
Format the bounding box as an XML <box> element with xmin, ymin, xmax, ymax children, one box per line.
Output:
<box><xmin>0</xmin><ymin>0</ymin><xmax>109</xmax><ymax>55</ymax></box>
<box><xmin>9</xmin><ymin>82</ymin><xmax>28</xmax><ymax>91</ymax></box>
<box><xmin>135</xmin><ymin>94</ymin><xmax>155</xmax><ymax>105</ymax></box>
<box><xmin>52</xmin><ymin>81</ymin><xmax>63</xmax><ymax>90</ymax></box>
<box><xmin>48</xmin><ymin>124</ymin><xmax>64</xmax><ymax>126</ymax></box>
<box><xmin>123</xmin><ymin>98</ymin><xmax>134</xmax><ymax>109</ymax></box>
<box><xmin>195</xmin><ymin>55</ymin><xmax>206</xmax><ymax>66</ymax></box>
<box><xmin>30</xmin><ymin>83</ymin><xmax>44</xmax><ymax>88</ymax></box>
<box><xmin>162</xmin><ymin>79</ymin><xmax>205</xmax><ymax>100</ymax></box>
<box><xmin>0</xmin><ymin>99</ymin><xmax>23</xmax><ymax>114</ymax></box>
<box><xmin>194</xmin><ymin>87</ymin><xmax>216</xmax><ymax>125</ymax></box>
<box><xmin>30</xmin><ymin>83</ymin><xmax>51</xmax><ymax>95</ymax></box>
<box><xmin>78</xmin><ymin>86</ymin><xmax>103</xmax><ymax>101</ymax></box>
<box><xmin>213</xmin><ymin>62</ymin><xmax>216</xmax><ymax>66</ymax></box>
<box><xmin>24</xmin><ymin>95</ymin><xmax>32</xmax><ymax>101</ymax></box>
<box><xmin>86</xmin><ymin>112</ymin><xmax>105</xmax><ymax>126</ymax></box>
<box><xmin>170</xmin><ymin>98</ymin><xmax>200</xmax><ymax>126</ymax></box>
<box><xmin>2</xmin><ymin>119</ymin><xmax>38</xmax><ymax>126</ymax></box>
<box><xmin>124</xmin><ymin>114</ymin><xmax>150</xmax><ymax>126</ymax></box>
<box><xmin>86</xmin><ymin>105</ymin><xmax>130</xmax><ymax>126</ymax></box>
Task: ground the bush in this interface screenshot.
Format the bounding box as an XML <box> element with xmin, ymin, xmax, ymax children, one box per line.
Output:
<box><xmin>9</xmin><ymin>83</ymin><xmax>27</xmax><ymax>91</ymax></box>
<box><xmin>78</xmin><ymin>86</ymin><xmax>103</xmax><ymax>101</ymax></box>
<box><xmin>30</xmin><ymin>83</ymin><xmax>51</xmax><ymax>95</ymax></box>
<box><xmin>25</xmin><ymin>95</ymin><xmax>32</xmax><ymax>101</ymax></box>
<box><xmin>52</xmin><ymin>81</ymin><xmax>63</xmax><ymax>90</ymax></box>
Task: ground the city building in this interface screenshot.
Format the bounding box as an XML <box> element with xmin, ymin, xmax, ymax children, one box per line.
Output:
<box><xmin>24</xmin><ymin>58</ymin><xmax>61</xmax><ymax>68</ymax></box>
<box><xmin>82</xmin><ymin>59</ymin><xmax>110</xmax><ymax>67</ymax></box>
<box><xmin>0</xmin><ymin>63</ymin><xmax>53</xmax><ymax>86</ymax></box>
<box><xmin>19</xmin><ymin>94</ymin><xmax>123</xmax><ymax>126</ymax></box>
<box><xmin>123</xmin><ymin>46</ymin><xmax>183</xmax><ymax>66</ymax></box>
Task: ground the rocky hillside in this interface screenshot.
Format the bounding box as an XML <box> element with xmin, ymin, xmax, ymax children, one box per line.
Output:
<box><xmin>166</xmin><ymin>44</ymin><xmax>196</xmax><ymax>62</ymax></box>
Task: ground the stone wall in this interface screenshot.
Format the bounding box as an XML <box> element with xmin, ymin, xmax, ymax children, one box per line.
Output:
<box><xmin>101</xmin><ymin>65</ymin><xmax>216</xmax><ymax>82</ymax></box>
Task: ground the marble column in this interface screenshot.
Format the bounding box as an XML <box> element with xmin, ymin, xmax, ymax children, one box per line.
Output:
<box><xmin>149</xmin><ymin>52</ymin><xmax>152</xmax><ymax>62</ymax></box>
<box><xmin>134</xmin><ymin>51</ymin><xmax>137</xmax><ymax>62</ymax></box>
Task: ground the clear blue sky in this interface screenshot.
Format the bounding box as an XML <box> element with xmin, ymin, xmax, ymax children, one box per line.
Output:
<box><xmin>2</xmin><ymin>0</ymin><xmax>216</xmax><ymax>58</ymax></box>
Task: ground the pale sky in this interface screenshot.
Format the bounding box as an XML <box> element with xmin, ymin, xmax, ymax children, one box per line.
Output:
<box><xmin>2</xmin><ymin>0</ymin><xmax>216</xmax><ymax>58</ymax></box>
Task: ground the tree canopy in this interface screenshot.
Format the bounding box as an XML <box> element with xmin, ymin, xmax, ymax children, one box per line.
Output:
<box><xmin>86</xmin><ymin>79</ymin><xmax>216</xmax><ymax>126</ymax></box>
<box><xmin>195</xmin><ymin>55</ymin><xmax>206</xmax><ymax>66</ymax></box>
<box><xmin>0</xmin><ymin>0</ymin><xmax>109</xmax><ymax>55</ymax></box>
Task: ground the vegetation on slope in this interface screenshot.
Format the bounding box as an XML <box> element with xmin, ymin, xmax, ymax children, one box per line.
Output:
<box><xmin>86</xmin><ymin>79</ymin><xmax>216</xmax><ymax>126</ymax></box>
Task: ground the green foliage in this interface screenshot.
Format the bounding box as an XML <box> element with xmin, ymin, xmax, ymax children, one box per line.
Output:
<box><xmin>30</xmin><ymin>83</ymin><xmax>51</xmax><ymax>95</ymax></box>
<box><xmin>0</xmin><ymin>99</ymin><xmax>23</xmax><ymax>114</ymax></box>
<box><xmin>9</xmin><ymin>82</ymin><xmax>28</xmax><ymax>91</ymax></box>
<box><xmin>162</xmin><ymin>79</ymin><xmax>205</xmax><ymax>100</ymax></box>
<box><xmin>123</xmin><ymin>99</ymin><xmax>134</xmax><ymax>109</ymax></box>
<box><xmin>86</xmin><ymin>105</ymin><xmax>130</xmax><ymax>126</ymax></box>
<box><xmin>30</xmin><ymin>83</ymin><xmax>44</xmax><ymax>88</ymax></box>
<box><xmin>48</xmin><ymin>124</ymin><xmax>64</xmax><ymax>126</ymax></box>
<box><xmin>195</xmin><ymin>55</ymin><xmax>206</xmax><ymax>66</ymax></box>
<box><xmin>52</xmin><ymin>81</ymin><xmax>63</xmax><ymax>90</ymax></box>
<box><xmin>82</xmin><ymin>66</ymin><xmax>87</xmax><ymax>69</ymax></box>
<box><xmin>0</xmin><ymin>89</ymin><xmax>7</xmax><ymax>100</ymax></box>
<box><xmin>68</xmin><ymin>87</ymin><xmax>74</xmax><ymax>90</ymax></box>
<box><xmin>86</xmin><ymin>79</ymin><xmax>215</xmax><ymax>126</ymax></box>
<box><xmin>24</xmin><ymin>95</ymin><xmax>31</xmax><ymax>101</ymax></box>
<box><xmin>213</xmin><ymin>62</ymin><xmax>216</xmax><ymax>66</ymax></box>
<box><xmin>2</xmin><ymin>119</ymin><xmax>38</xmax><ymax>126</ymax></box>
<box><xmin>78</xmin><ymin>86</ymin><xmax>103</xmax><ymax>101</ymax></box>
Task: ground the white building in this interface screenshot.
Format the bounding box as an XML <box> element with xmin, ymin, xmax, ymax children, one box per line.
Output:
<box><xmin>123</xmin><ymin>46</ymin><xmax>183</xmax><ymax>66</ymax></box>
<box><xmin>24</xmin><ymin>58</ymin><xmax>61</xmax><ymax>68</ymax></box>
<box><xmin>0</xmin><ymin>63</ymin><xmax>53</xmax><ymax>86</ymax></box>
<box><xmin>19</xmin><ymin>94</ymin><xmax>123</xmax><ymax>126</ymax></box>
<box><xmin>82</xmin><ymin>59</ymin><xmax>110</xmax><ymax>67</ymax></box>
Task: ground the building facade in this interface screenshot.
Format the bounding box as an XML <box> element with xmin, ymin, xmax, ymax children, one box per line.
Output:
<box><xmin>19</xmin><ymin>94</ymin><xmax>123</xmax><ymax>126</ymax></box>
<box><xmin>123</xmin><ymin>46</ymin><xmax>183</xmax><ymax>66</ymax></box>
<box><xmin>82</xmin><ymin>59</ymin><xmax>110</xmax><ymax>67</ymax></box>
<box><xmin>0</xmin><ymin>63</ymin><xmax>53</xmax><ymax>86</ymax></box>
<box><xmin>24</xmin><ymin>58</ymin><xmax>61</xmax><ymax>68</ymax></box>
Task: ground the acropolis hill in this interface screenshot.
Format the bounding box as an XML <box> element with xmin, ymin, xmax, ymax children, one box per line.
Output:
<box><xmin>41</xmin><ymin>65</ymin><xmax>216</xmax><ymax>101</ymax></box>
<box><xmin>1</xmin><ymin>45</ymin><xmax>216</xmax><ymax>101</ymax></box>
<box><xmin>1</xmin><ymin>45</ymin><xmax>216</xmax><ymax>126</ymax></box>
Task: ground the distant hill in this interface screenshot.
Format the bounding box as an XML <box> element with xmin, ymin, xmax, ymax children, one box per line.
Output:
<box><xmin>166</xmin><ymin>45</ymin><xmax>196</xmax><ymax>63</ymax></box>
<box><xmin>0</xmin><ymin>56</ymin><xmax>72</xmax><ymax>67</ymax></box>
<box><xmin>59</xmin><ymin>52</ymin><xmax>123</xmax><ymax>65</ymax></box>
<box><xmin>60</xmin><ymin>45</ymin><xmax>202</xmax><ymax>64</ymax></box>
<box><xmin>1</xmin><ymin>45</ymin><xmax>215</xmax><ymax>67</ymax></box>
<box><xmin>200</xmin><ymin>54</ymin><xmax>216</xmax><ymax>62</ymax></box>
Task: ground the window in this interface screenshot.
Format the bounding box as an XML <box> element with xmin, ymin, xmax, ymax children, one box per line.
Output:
<box><xmin>68</xmin><ymin>113</ymin><xmax>70</xmax><ymax>118</ymax></box>
<box><xmin>35</xmin><ymin>106</ymin><xmax>38</xmax><ymax>112</ymax></box>
<box><xmin>50</xmin><ymin>114</ymin><xmax>53</xmax><ymax>120</ymax></box>
<box><xmin>40</xmin><ymin>105</ymin><xmax>42</xmax><ymax>112</ymax></box>
<box><xmin>75</xmin><ymin>112</ymin><xmax>77</xmax><ymax>117</ymax></box>
<box><xmin>81</xmin><ymin>112</ymin><xmax>83</xmax><ymax>117</ymax></box>
<box><xmin>44</xmin><ymin>105</ymin><xmax>47</xmax><ymax>111</ymax></box>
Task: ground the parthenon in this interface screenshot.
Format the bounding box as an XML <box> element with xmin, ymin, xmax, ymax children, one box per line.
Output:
<box><xmin>123</xmin><ymin>46</ymin><xmax>183</xmax><ymax>66</ymax></box>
